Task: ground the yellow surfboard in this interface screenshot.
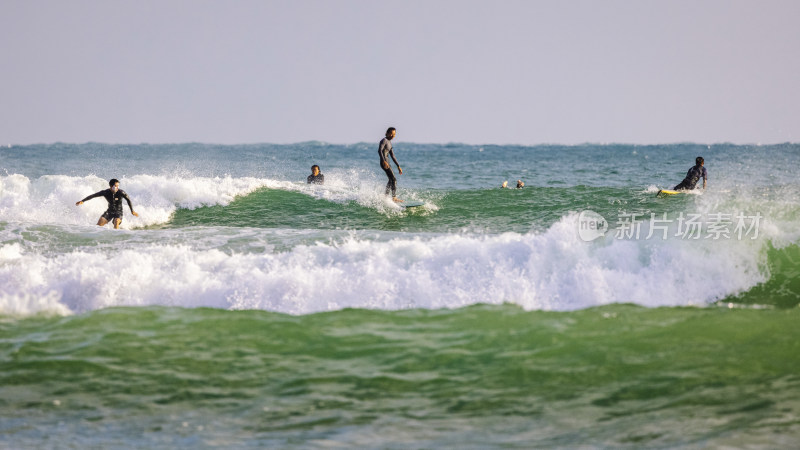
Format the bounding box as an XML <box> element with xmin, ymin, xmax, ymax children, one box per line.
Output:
<box><xmin>656</xmin><ymin>189</ymin><xmax>680</xmax><ymax>197</ymax></box>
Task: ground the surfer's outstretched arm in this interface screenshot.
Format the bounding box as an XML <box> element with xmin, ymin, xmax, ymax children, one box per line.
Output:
<box><xmin>76</xmin><ymin>191</ymin><xmax>104</xmax><ymax>206</ymax></box>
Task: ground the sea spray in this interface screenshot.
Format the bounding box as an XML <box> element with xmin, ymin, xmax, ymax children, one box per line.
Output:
<box><xmin>0</xmin><ymin>213</ymin><xmax>774</xmax><ymax>315</ymax></box>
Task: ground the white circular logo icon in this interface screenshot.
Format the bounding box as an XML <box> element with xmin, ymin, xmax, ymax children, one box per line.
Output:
<box><xmin>578</xmin><ymin>210</ymin><xmax>608</xmax><ymax>241</ymax></box>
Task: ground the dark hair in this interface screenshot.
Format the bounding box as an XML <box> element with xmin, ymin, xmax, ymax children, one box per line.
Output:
<box><xmin>311</xmin><ymin>165</ymin><xmax>320</xmax><ymax>171</ymax></box>
<box><xmin>386</xmin><ymin>127</ymin><xmax>396</xmax><ymax>135</ymax></box>
<box><xmin>696</xmin><ymin>156</ymin><xmax>704</xmax><ymax>165</ymax></box>
<box><xmin>109</xmin><ymin>178</ymin><xmax>120</xmax><ymax>187</ymax></box>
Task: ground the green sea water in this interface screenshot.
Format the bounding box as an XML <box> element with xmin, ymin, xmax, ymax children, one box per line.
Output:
<box><xmin>161</xmin><ymin>185</ymin><xmax>664</xmax><ymax>234</ymax></box>
<box><xmin>2</xmin><ymin>305</ymin><xmax>799</xmax><ymax>448</ymax></box>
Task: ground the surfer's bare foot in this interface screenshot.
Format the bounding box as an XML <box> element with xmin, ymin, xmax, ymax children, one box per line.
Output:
<box><xmin>393</xmin><ymin>197</ymin><xmax>403</xmax><ymax>203</ymax></box>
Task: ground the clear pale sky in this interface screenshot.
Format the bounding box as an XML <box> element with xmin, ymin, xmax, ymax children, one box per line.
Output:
<box><xmin>1</xmin><ymin>0</ymin><xmax>798</xmax><ymax>145</ymax></box>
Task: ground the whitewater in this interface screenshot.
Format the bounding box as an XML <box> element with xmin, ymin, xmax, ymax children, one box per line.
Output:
<box><xmin>1</xmin><ymin>142</ymin><xmax>798</xmax><ymax>316</ymax></box>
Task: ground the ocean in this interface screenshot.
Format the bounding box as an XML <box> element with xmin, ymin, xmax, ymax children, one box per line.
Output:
<box><xmin>1</xmin><ymin>142</ymin><xmax>799</xmax><ymax>448</ymax></box>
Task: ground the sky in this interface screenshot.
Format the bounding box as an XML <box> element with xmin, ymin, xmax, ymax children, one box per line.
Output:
<box><xmin>1</xmin><ymin>0</ymin><xmax>799</xmax><ymax>145</ymax></box>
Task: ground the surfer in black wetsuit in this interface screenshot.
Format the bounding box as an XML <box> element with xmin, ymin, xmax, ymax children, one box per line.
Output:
<box><xmin>307</xmin><ymin>165</ymin><xmax>325</xmax><ymax>184</ymax></box>
<box><xmin>673</xmin><ymin>157</ymin><xmax>708</xmax><ymax>191</ymax></box>
<box><xmin>76</xmin><ymin>178</ymin><xmax>138</xmax><ymax>229</ymax></box>
<box><xmin>379</xmin><ymin>127</ymin><xmax>403</xmax><ymax>202</ymax></box>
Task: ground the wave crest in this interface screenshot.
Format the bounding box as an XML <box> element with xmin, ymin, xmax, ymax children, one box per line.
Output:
<box><xmin>0</xmin><ymin>174</ymin><xmax>287</xmax><ymax>227</ymax></box>
<box><xmin>0</xmin><ymin>213</ymin><xmax>778</xmax><ymax>316</ymax></box>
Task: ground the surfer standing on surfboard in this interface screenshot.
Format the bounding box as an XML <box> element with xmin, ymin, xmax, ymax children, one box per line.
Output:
<box><xmin>75</xmin><ymin>178</ymin><xmax>139</xmax><ymax>229</ymax></box>
<box><xmin>673</xmin><ymin>156</ymin><xmax>708</xmax><ymax>191</ymax></box>
<box><xmin>379</xmin><ymin>127</ymin><xmax>403</xmax><ymax>202</ymax></box>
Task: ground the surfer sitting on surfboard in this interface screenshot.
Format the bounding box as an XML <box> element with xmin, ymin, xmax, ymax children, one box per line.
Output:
<box><xmin>379</xmin><ymin>127</ymin><xmax>403</xmax><ymax>202</ymax></box>
<box><xmin>673</xmin><ymin>156</ymin><xmax>707</xmax><ymax>191</ymax></box>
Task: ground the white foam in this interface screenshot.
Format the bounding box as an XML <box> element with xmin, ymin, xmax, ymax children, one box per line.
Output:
<box><xmin>2</xmin><ymin>172</ymin><xmax>794</xmax><ymax>317</ymax></box>
<box><xmin>0</xmin><ymin>173</ymin><xmax>435</xmax><ymax>228</ymax></box>
<box><xmin>292</xmin><ymin>168</ymin><xmax>438</xmax><ymax>215</ymax></box>
<box><xmin>0</xmin><ymin>213</ymin><xmax>770</xmax><ymax>316</ymax></box>
<box><xmin>0</xmin><ymin>174</ymin><xmax>288</xmax><ymax>228</ymax></box>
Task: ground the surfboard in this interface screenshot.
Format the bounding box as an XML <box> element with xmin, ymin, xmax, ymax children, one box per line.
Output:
<box><xmin>656</xmin><ymin>189</ymin><xmax>681</xmax><ymax>197</ymax></box>
<box><xmin>398</xmin><ymin>201</ymin><xmax>425</xmax><ymax>208</ymax></box>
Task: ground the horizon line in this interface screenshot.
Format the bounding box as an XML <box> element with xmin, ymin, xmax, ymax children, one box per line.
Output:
<box><xmin>3</xmin><ymin>140</ymin><xmax>798</xmax><ymax>148</ymax></box>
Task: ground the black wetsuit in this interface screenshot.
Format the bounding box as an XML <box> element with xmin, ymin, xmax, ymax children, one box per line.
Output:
<box><xmin>307</xmin><ymin>173</ymin><xmax>325</xmax><ymax>185</ymax></box>
<box><xmin>673</xmin><ymin>165</ymin><xmax>708</xmax><ymax>190</ymax></box>
<box><xmin>378</xmin><ymin>137</ymin><xmax>400</xmax><ymax>196</ymax></box>
<box><xmin>81</xmin><ymin>189</ymin><xmax>134</xmax><ymax>221</ymax></box>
